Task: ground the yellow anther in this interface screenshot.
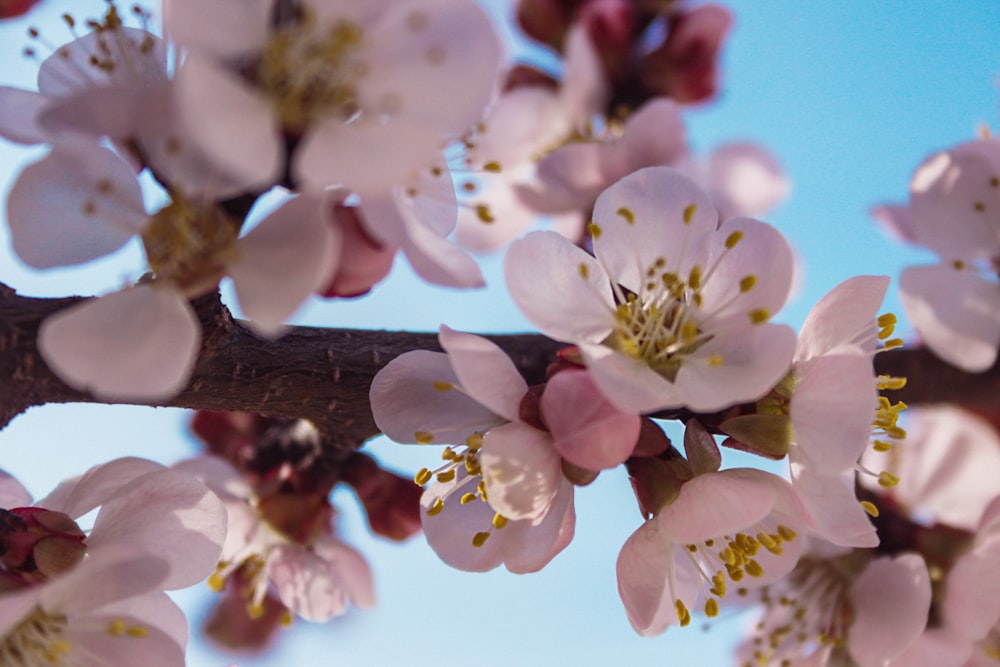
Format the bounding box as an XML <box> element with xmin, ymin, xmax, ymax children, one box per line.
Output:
<box><xmin>492</xmin><ymin>514</ymin><xmax>508</xmax><ymax>529</ymax></box>
<box><xmin>248</xmin><ymin>603</ymin><xmax>266</xmax><ymax>620</ymax></box>
<box><xmin>877</xmin><ymin>375</ymin><xmax>907</xmax><ymax>391</ymax></box>
<box><xmin>432</xmin><ymin>381</ymin><xmax>454</xmax><ymax>391</ymax></box>
<box><xmin>588</xmin><ymin>222</ymin><xmax>603</xmax><ymax>238</ymax></box>
<box><xmin>477</xmin><ymin>479</ymin><xmax>488</xmax><ymax>501</ymax></box>
<box><xmin>483</xmin><ymin>161</ymin><xmax>502</xmax><ymax>173</ymax></box>
<box><xmin>426</xmin><ymin>498</ymin><xmax>445</xmax><ymax>516</ymax></box>
<box><xmin>873</xmin><ymin>440</ymin><xmax>893</xmax><ymax>452</ymax></box>
<box><xmin>126</xmin><ymin>626</ymin><xmax>148</xmax><ymax>638</ymax></box>
<box><xmin>682</xmin><ymin>203</ymin><xmax>697</xmax><ymax>224</ymax></box>
<box><xmin>719</xmin><ymin>547</ymin><xmax>736</xmax><ymax>566</ymax></box>
<box><xmin>706</xmin><ymin>354</ymin><xmax>724</xmax><ymax>366</ymax></box>
<box><xmin>711</xmin><ymin>571</ymin><xmax>727</xmax><ymax>597</ymax></box>
<box><xmin>744</xmin><ymin>559</ymin><xmax>764</xmax><ymax>578</ymax></box>
<box><xmin>686</xmin><ymin>544</ymin><xmax>698</xmax><ymax>552</ymax></box>
<box><xmin>414</xmin><ymin>431</ymin><xmax>434</xmax><ymax>444</ymax></box>
<box><xmin>460</xmin><ymin>492</ymin><xmax>477</xmax><ymax>504</ymax></box>
<box><xmin>776</xmin><ymin>525</ymin><xmax>797</xmax><ymax>541</ymax></box>
<box><xmin>436</xmin><ymin>469</ymin><xmax>456</xmax><ymax>483</ymax></box>
<box><xmin>466</xmin><ymin>433</ymin><xmax>484</xmax><ymax>449</ymax></box>
<box><xmin>705</xmin><ymin>598</ymin><xmax>720</xmax><ymax>618</ymax></box>
<box><xmin>681</xmin><ymin>320</ymin><xmax>699</xmax><ymax>342</ymax></box>
<box><xmin>414</xmin><ymin>468</ymin><xmax>433</xmax><ymax>485</ymax></box>
<box><xmin>877</xmin><ymin>323</ymin><xmax>895</xmax><ymax>339</ymax></box>
<box><xmin>954</xmin><ymin>259</ymin><xmax>966</xmax><ymax>270</ymax></box>
<box><xmin>861</xmin><ymin>500</ymin><xmax>880</xmax><ymax>517</ymax></box>
<box><xmin>882</xmin><ymin>338</ymin><xmax>904</xmax><ymax>350</ymax></box>
<box><xmin>749</xmin><ymin>308</ymin><xmax>770</xmax><ymax>325</ymax></box>
<box><xmin>280</xmin><ymin>611</ymin><xmax>294</xmax><ymax>627</ymax></box>
<box><xmin>472</xmin><ymin>531</ymin><xmax>491</xmax><ymax>547</ymax></box>
<box><xmin>878</xmin><ymin>471</ymin><xmax>900</xmax><ymax>488</ymax></box>
<box><xmin>208</xmin><ymin>571</ymin><xmax>226</xmax><ymax>592</ymax></box>
<box><xmin>756</xmin><ymin>532</ymin><xmax>778</xmax><ymax>550</ymax></box>
<box><xmin>675</xmin><ymin>599</ymin><xmax>691</xmax><ymax>626</ymax></box>
<box><xmin>877</xmin><ymin>313</ymin><xmax>896</xmax><ymax>327</ymax></box>
<box><xmin>617</xmin><ymin>207</ymin><xmax>635</xmax><ymax>224</ymax></box>
<box><xmin>739</xmin><ymin>275</ymin><xmax>757</xmax><ymax>292</ymax></box>
<box><xmin>975</xmin><ymin>201</ymin><xmax>986</xmax><ymax>212</ymax></box>
<box><xmin>107</xmin><ymin>618</ymin><xmax>127</xmax><ymax>636</ymax></box>
<box><xmin>579</xmin><ymin>263</ymin><xmax>590</xmax><ymax>279</ymax></box>
<box><xmin>725</xmin><ymin>230</ymin><xmax>744</xmax><ymax>248</ymax></box>
<box><xmin>475</xmin><ymin>204</ymin><xmax>495</xmax><ymax>223</ymax></box>
<box><xmin>689</xmin><ymin>265</ymin><xmax>702</xmax><ymax>289</ymax></box>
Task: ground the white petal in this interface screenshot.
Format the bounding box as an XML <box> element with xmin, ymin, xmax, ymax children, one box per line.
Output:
<box><xmin>479</xmin><ymin>422</ymin><xmax>561</xmax><ymax>522</ymax></box>
<box><xmin>505</xmin><ymin>231</ymin><xmax>615</xmax><ymax>343</ymax></box>
<box><xmin>796</xmin><ymin>275</ymin><xmax>890</xmax><ymax>361</ymax></box>
<box><xmin>174</xmin><ymin>53</ymin><xmax>281</xmax><ymax>189</ymax></box>
<box><xmin>900</xmin><ymin>264</ymin><xmax>1000</xmax><ymax>372</ymax></box>
<box><xmin>370</xmin><ymin>350</ymin><xmax>506</xmax><ymax>445</ymax></box>
<box><xmin>593</xmin><ymin>166</ymin><xmax>717</xmax><ymax>293</ymax></box>
<box><xmin>438</xmin><ymin>326</ymin><xmax>527</xmax><ymax>421</ymax></box>
<box><xmin>360</xmin><ymin>0</ymin><xmax>501</xmax><ymax>134</ymax></box>
<box><xmin>230</xmin><ymin>194</ymin><xmax>338</xmax><ymax>336</ymax></box>
<box><xmin>0</xmin><ymin>86</ymin><xmax>48</xmax><ymax>144</ymax></box>
<box><xmin>7</xmin><ymin>142</ymin><xmax>146</xmax><ymax>268</ymax></box>
<box><xmin>37</xmin><ymin>457</ymin><xmax>166</xmax><ymax>517</ymax></box>
<box><xmin>0</xmin><ymin>470</ymin><xmax>33</xmax><ymax>508</ymax></box>
<box><xmin>38</xmin><ymin>285</ymin><xmax>201</xmax><ymax>401</ymax></box>
<box><xmin>579</xmin><ymin>343</ymin><xmax>684</xmax><ymax>413</ymax></box>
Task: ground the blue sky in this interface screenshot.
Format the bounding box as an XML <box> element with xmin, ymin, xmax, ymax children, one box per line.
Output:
<box><xmin>1</xmin><ymin>1</ymin><xmax>999</xmax><ymax>665</ymax></box>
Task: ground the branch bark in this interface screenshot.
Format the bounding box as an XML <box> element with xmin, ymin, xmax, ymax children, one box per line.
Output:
<box><xmin>1</xmin><ymin>283</ymin><xmax>995</xmax><ymax>456</ymax></box>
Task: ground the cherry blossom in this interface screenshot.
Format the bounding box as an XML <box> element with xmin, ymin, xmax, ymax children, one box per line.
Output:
<box><xmin>876</xmin><ymin>138</ymin><xmax>1000</xmax><ymax>372</ymax></box>
<box><xmin>370</xmin><ymin>326</ymin><xmax>639</xmax><ymax>572</ymax></box>
<box><xmin>7</xmin><ymin>139</ymin><xmax>337</xmax><ymax>400</ymax></box>
<box><xmin>174</xmin><ymin>455</ymin><xmax>375</xmax><ymax>623</ymax></box>
<box><xmin>617</xmin><ymin>465</ymin><xmax>808</xmax><ymax>636</ymax></box>
<box><xmin>505</xmin><ymin>166</ymin><xmax>797</xmax><ymax>413</ymax></box>
<box><xmin>738</xmin><ymin>548</ymin><xmax>932</xmax><ymax>667</ymax></box>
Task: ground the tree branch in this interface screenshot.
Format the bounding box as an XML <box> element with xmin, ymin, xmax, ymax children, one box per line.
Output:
<box><xmin>1</xmin><ymin>283</ymin><xmax>994</xmax><ymax>457</ymax></box>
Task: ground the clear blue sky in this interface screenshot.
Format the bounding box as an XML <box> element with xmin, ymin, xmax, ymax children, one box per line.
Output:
<box><xmin>1</xmin><ymin>1</ymin><xmax>999</xmax><ymax>665</ymax></box>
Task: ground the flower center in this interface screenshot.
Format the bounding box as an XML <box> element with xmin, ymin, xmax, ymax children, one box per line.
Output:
<box><xmin>0</xmin><ymin>607</ymin><xmax>71</xmax><ymax>666</ymax></box>
<box><xmin>141</xmin><ymin>194</ymin><xmax>240</xmax><ymax>296</ymax></box>
<box><xmin>258</xmin><ymin>12</ymin><xmax>366</xmax><ymax>131</ymax></box>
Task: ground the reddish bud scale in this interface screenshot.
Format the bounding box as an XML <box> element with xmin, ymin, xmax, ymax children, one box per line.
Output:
<box><xmin>341</xmin><ymin>453</ymin><xmax>423</xmax><ymax>542</ymax></box>
<box><xmin>0</xmin><ymin>0</ymin><xmax>41</xmax><ymax>19</ymax></box>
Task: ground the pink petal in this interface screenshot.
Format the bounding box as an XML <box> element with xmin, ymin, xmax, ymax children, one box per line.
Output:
<box><xmin>887</xmin><ymin>629</ymin><xmax>973</xmax><ymax>667</ymax></box>
<box><xmin>848</xmin><ymin>554</ymin><xmax>932</xmax><ymax>667</ymax></box>
<box><xmin>616</xmin><ymin>517</ymin><xmax>691</xmax><ymax>636</ymax></box>
<box><xmin>660</xmin><ymin>469</ymin><xmax>780</xmax><ymax>545</ymax></box>
<box><xmin>0</xmin><ymin>470</ymin><xmax>33</xmax><ymax>508</ymax></box>
<box><xmin>7</xmin><ymin>141</ymin><xmax>146</xmax><ymax>268</ymax></box>
<box><xmin>616</xmin><ymin>98</ymin><xmax>688</xmax><ymax>175</ymax></box>
<box><xmin>360</xmin><ymin>0</ymin><xmax>501</xmax><ymax>134</ymax></box>
<box><xmin>704</xmin><ymin>142</ymin><xmax>790</xmax><ymax>219</ymax></box>
<box><xmin>579</xmin><ymin>342</ymin><xmax>684</xmax><ymax>412</ymax></box>
<box><xmin>479</xmin><ymin>422</ymin><xmax>561</xmax><ymax>522</ymax></box>
<box><xmin>593</xmin><ymin>167</ymin><xmax>718</xmax><ymax>293</ymax></box>
<box><xmin>37</xmin><ymin>28</ymin><xmax>168</xmax><ymax>96</ymax></box>
<box><xmin>791</xmin><ymin>354</ymin><xmax>877</xmax><ymax>470</ymax></box>
<box><xmin>900</xmin><ymin>264</ymin><xmax>1000</xmax><ymax>372</ymax></box>
<box><xmin>266</xmin><ymin>545</ymin><xmax>350</xmax><ymax>621</ymax></box>
<box><xmin>369</xmin><ymin>350</ymin><xmax>506</xmax><ymax>445</ymax></box>
<box><xmin>796</xmin><ymin>275</ymin><xmax>890</xmax><ymax>361</ymax></box>
<box><xmin>0</xmin><ymin>86</ymin><xmax>48</xmax><ymax>144</ymax></box>
<box><xmin>789</xmin><ymin>464</ymin><xmax>877</xmax><ymax>548</ymax></box>
<box><xmin>438</xmin><ymin>326</ymin><xmax>527</xmax><ymax>422</ymax></box>
<box><xmin>943</xmin><ymin>533</ymin><xmax>1000</xmax><ymax>641</ymax></box>
<box><xmin>174</xmin><ymin>53</ymin><xmax>281</xmax><ymax>189</ymax></box>
<box><xmin>41</xmin><ymin>547</ymin><xmax>170</xmax><ymax>614</ymax></box>
<box><xmin>311</xmin><ymin>536</ymin><xmax>376</xmax><ymax>609</ymax></box>
<box><xmin>38</xmin><ymin>285</ymin><xmax>201</xmax><ymax>401</ymax></box>
<box><xmin>230</xmin><ymin>194</ymin><xmax>338</xmax><ymax>336</ymax></box>
<box><xmin>63</xmin><ymin>613</ymin><xmax>185</xmax><ymax>667</ymax></box>
<box><xmin>87</xmin><ymin>469</ymin><xmax>227</xmax><ymax>589</ymax></box>
<box><xmin>542</xmin><ymin>369</ymin><xmax>640</xmax><ymax>470</ymax></box>
<box><xmin>872</xmin><ymin>203</ymin><xmax>918</xmax><ymax>244</ymax></box>
<box><xmin>505</xmin><ymin>231</ymin><xmax>615</xmax><ymax>344</ymax></box>
<box><xmin>37</xmin><ymin>457</ymin><xmax>166</xmax><ymax>517</ymax></box>
<box><xmin>96</xmin><ymin>591</ymin><xmax>189</xmax><ymax>652</ymax></box>
<box><xmin>164</xmin><ymin>0</ymin><xmax>270</xmax><ymax>58</ymax></box>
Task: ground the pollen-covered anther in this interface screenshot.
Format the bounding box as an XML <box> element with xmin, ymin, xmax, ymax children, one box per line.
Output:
<box><xmin>749</xmin><ymin>308</ymin><xmax>770</xmax><ymax>325</ymax></box>
<box><xmin>682</xmin><ymin>203</ymin><xmax>697</xmax><ymax>224</ymax></box>
<box><xmin>426</xmin><ymin>498</ymin><xmax>445</xmax><ymax>516</ymax></box>
<box><xmin>617</xmin><ymin>206</ymin><xmax>635</xmax><ymax>224</ymax></box>
<box><xmin>432</xmin><ymin>380</ymin><xmax>454</xmax><ymax>391</ymax></box>
<box><xmin>877</xmin><ymin>471</ymin><xmax>900</xmax><ymax>488</ymax></box>
<box><xmin>675</xmin><ymin>599</ymin><xmax>691</xmax><ymax>627</ymax></box>
<box><xmin>475</xmin><ymin>204</ymin><xmax>495</xmax><ymax>223</ymax></box>
<box><xmin>861</xmin><ymin>500</ymin><xmax>880</xmax><ymax>517</ymax></box>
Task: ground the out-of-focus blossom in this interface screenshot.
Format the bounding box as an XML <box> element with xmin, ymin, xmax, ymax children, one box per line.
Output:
<box><xmin>875</xmin><ymin>138</ymin><xmax>1000</xmax><ymax>372</ymax></box>
<box><xmin>6</xmin><ymin>140</ymin><xmax>336</xmax><ymax>400</ymax></box>
<box><xmin>175</xmin><ymin>455</ymin><xmax>374</xmax><ymax>624</ymax></box>
<box><xmin>641</xmin><ymin>4</ymin><xmax>733</xmax><ymax>104</ymax></box>
<box><xmin>737</xmin><ymin>548</ymin><xmax>931</xmax><ymax>667</ymax></box>
<box><xmin>506</xmin><ymin>166</ymin><xmax>797</xmax><ymax>413</ymax></box>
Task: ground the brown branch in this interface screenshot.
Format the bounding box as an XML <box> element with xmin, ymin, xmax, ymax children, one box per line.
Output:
<box><xmin>1</xmin><ymin>282</ymin><xmax>995</xmax><ymax>457</ymax></box>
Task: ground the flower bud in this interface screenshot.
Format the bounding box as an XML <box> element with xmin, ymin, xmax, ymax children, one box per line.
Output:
<box><xmin>641</xmin><ymin>4</ymin><xmax>733</xmax><ymax>104</ymax></box>
<box><xmin>341</xmin><ymin>453</ymin><xmax>423</xmax><ymax>541</ymax></box>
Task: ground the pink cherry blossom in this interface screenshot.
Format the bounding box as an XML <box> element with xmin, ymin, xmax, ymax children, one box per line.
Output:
<box><xmin>505</xmin><ymin>166</ymin><xmax>797</xmax><ymax>413</ymax></box>
<box><xmin>174</xmin><ymin>456</ymin><xmax>374</xmax><ymax>623</ymax></box>
<box><xmin>738</xmin><ymin>550</ymin><xmax>932</xmax><ymax>667</ymax></box>
<box><xmin>877</xmin><ymin>139</ymin><xmax>1000</xmax><ymax>372</ymax></box>
<box><xmin>7</xmin><ymin>140</ymin><xmax>337</xmax><ymax>400</ymax></box>
<box><xmin>617</xmin><ymin>467</ymin><xmax>807</xmax><ymax>636</ymax></box>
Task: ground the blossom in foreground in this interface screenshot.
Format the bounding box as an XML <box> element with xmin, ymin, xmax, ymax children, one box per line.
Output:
<box><xmin>370</xmin><ymin>326</ymin><xmax>639</xmax><ymax>572</ymax></box>
<box><xmin>506</xmin><ymin>166</ymin><xmax>797</xmax><ymax>413</ymax></box>
<box><xmin>874</xmin><ymin>138</ymin><xmax>1000</xmax><ymax>371</ymax></box>
<box><xmin>7</xmin><ymin>139</ymin><xmax>336</xmax><ymax>400</ymax></box>
<box><xmin>737</xmin><ymin>548</ymin><xmax>931</xmax><ymax>667</ymax></box>
<box><xmin>617</xmin><ymin>461</ymin><xmax>808</xmax><ymax>636</ymax></box>
<box><xmin>0</xmin><ymin>458</ymin><xmax>229</xmax><ymax>665</ymax></box>
<box><xmin>175</xmin><ymin>455</ymin><xmax>375</xmax><ymax>623</ymax></box>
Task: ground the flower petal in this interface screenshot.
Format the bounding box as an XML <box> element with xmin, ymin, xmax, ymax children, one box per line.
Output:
<box><xmin>164</xmin><ymin>0</ymin><xmax>270</xmax><ymax>58</ymax></box>
<box><xmin>0</xmin><ymin>86</ymin><xmax>48</xmax><ymax>144</ymax></box>
<box><xmin>943</xmin><ymin>533</ymin><xmax>1000</xmax><ymax>641</ymax></box>
<box><xmin>579</xmin><ymin>342</ymin><xmax>684</xmax><ymax>412</ymax></box>
<box><xmin>796</xmin><ymin>276</ymin><xmax>890</xmax><ymax>361</ymax></box>
<box><xmin>37</xmin><ymin>457</ymin><xmax>166</xmax><ymax>518</ymax></box>
<box><xmin>38</xmin><ymin>285</ymin><xmax>201</xmax><ymax>401</ymax></box>
<box><xmin>848</xmin><ymin>554</ymin><xmax>931</xmax><ymax>667</ymax></box>
<box><xmin>0</xmin><ymin>470</ymin><xmax>33</xmax><ymax>508</ymax></box>
<box><xmin>438</xmin><ymin>326</ymin><xmax>527</xmax><ymax>422</ymax></box>
<box><xmin>479</xmin><ymin>422</ymin><xmax>561</xmax><ymax>522</ymax></box>
<box><xmin>900</xmin><ymin>264</ymin><xmax>1000</xmax><ymax>372</ymax></box>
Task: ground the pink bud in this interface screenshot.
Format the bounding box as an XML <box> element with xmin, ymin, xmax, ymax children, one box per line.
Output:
<box><xmin>516</xmin><ymin>0</ymin><xmax>576</xmax><ymax>48</ymax></box>
<box><xmin>319</xmin><ymin>205</ymin><xmax>395</xmax><ymax>298</ymax></box>
<box><xmin>641</xmin><ymin>4</ymin><xmax>733</xmax><ymax>104</ymax></box>
<box><xmin>1</xmin><ymin>507</ymin><xmax>86</xmax><ymax>581</ymax></box>
<box><xmin>580</xmin><ymin>0</ymin><xmax>635</xmax><ymax>82</ymax></box>
<box><xmin>341</xmin><ymin>454</ymin><xmax>423</xmax><ymax>542</ymax></box>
